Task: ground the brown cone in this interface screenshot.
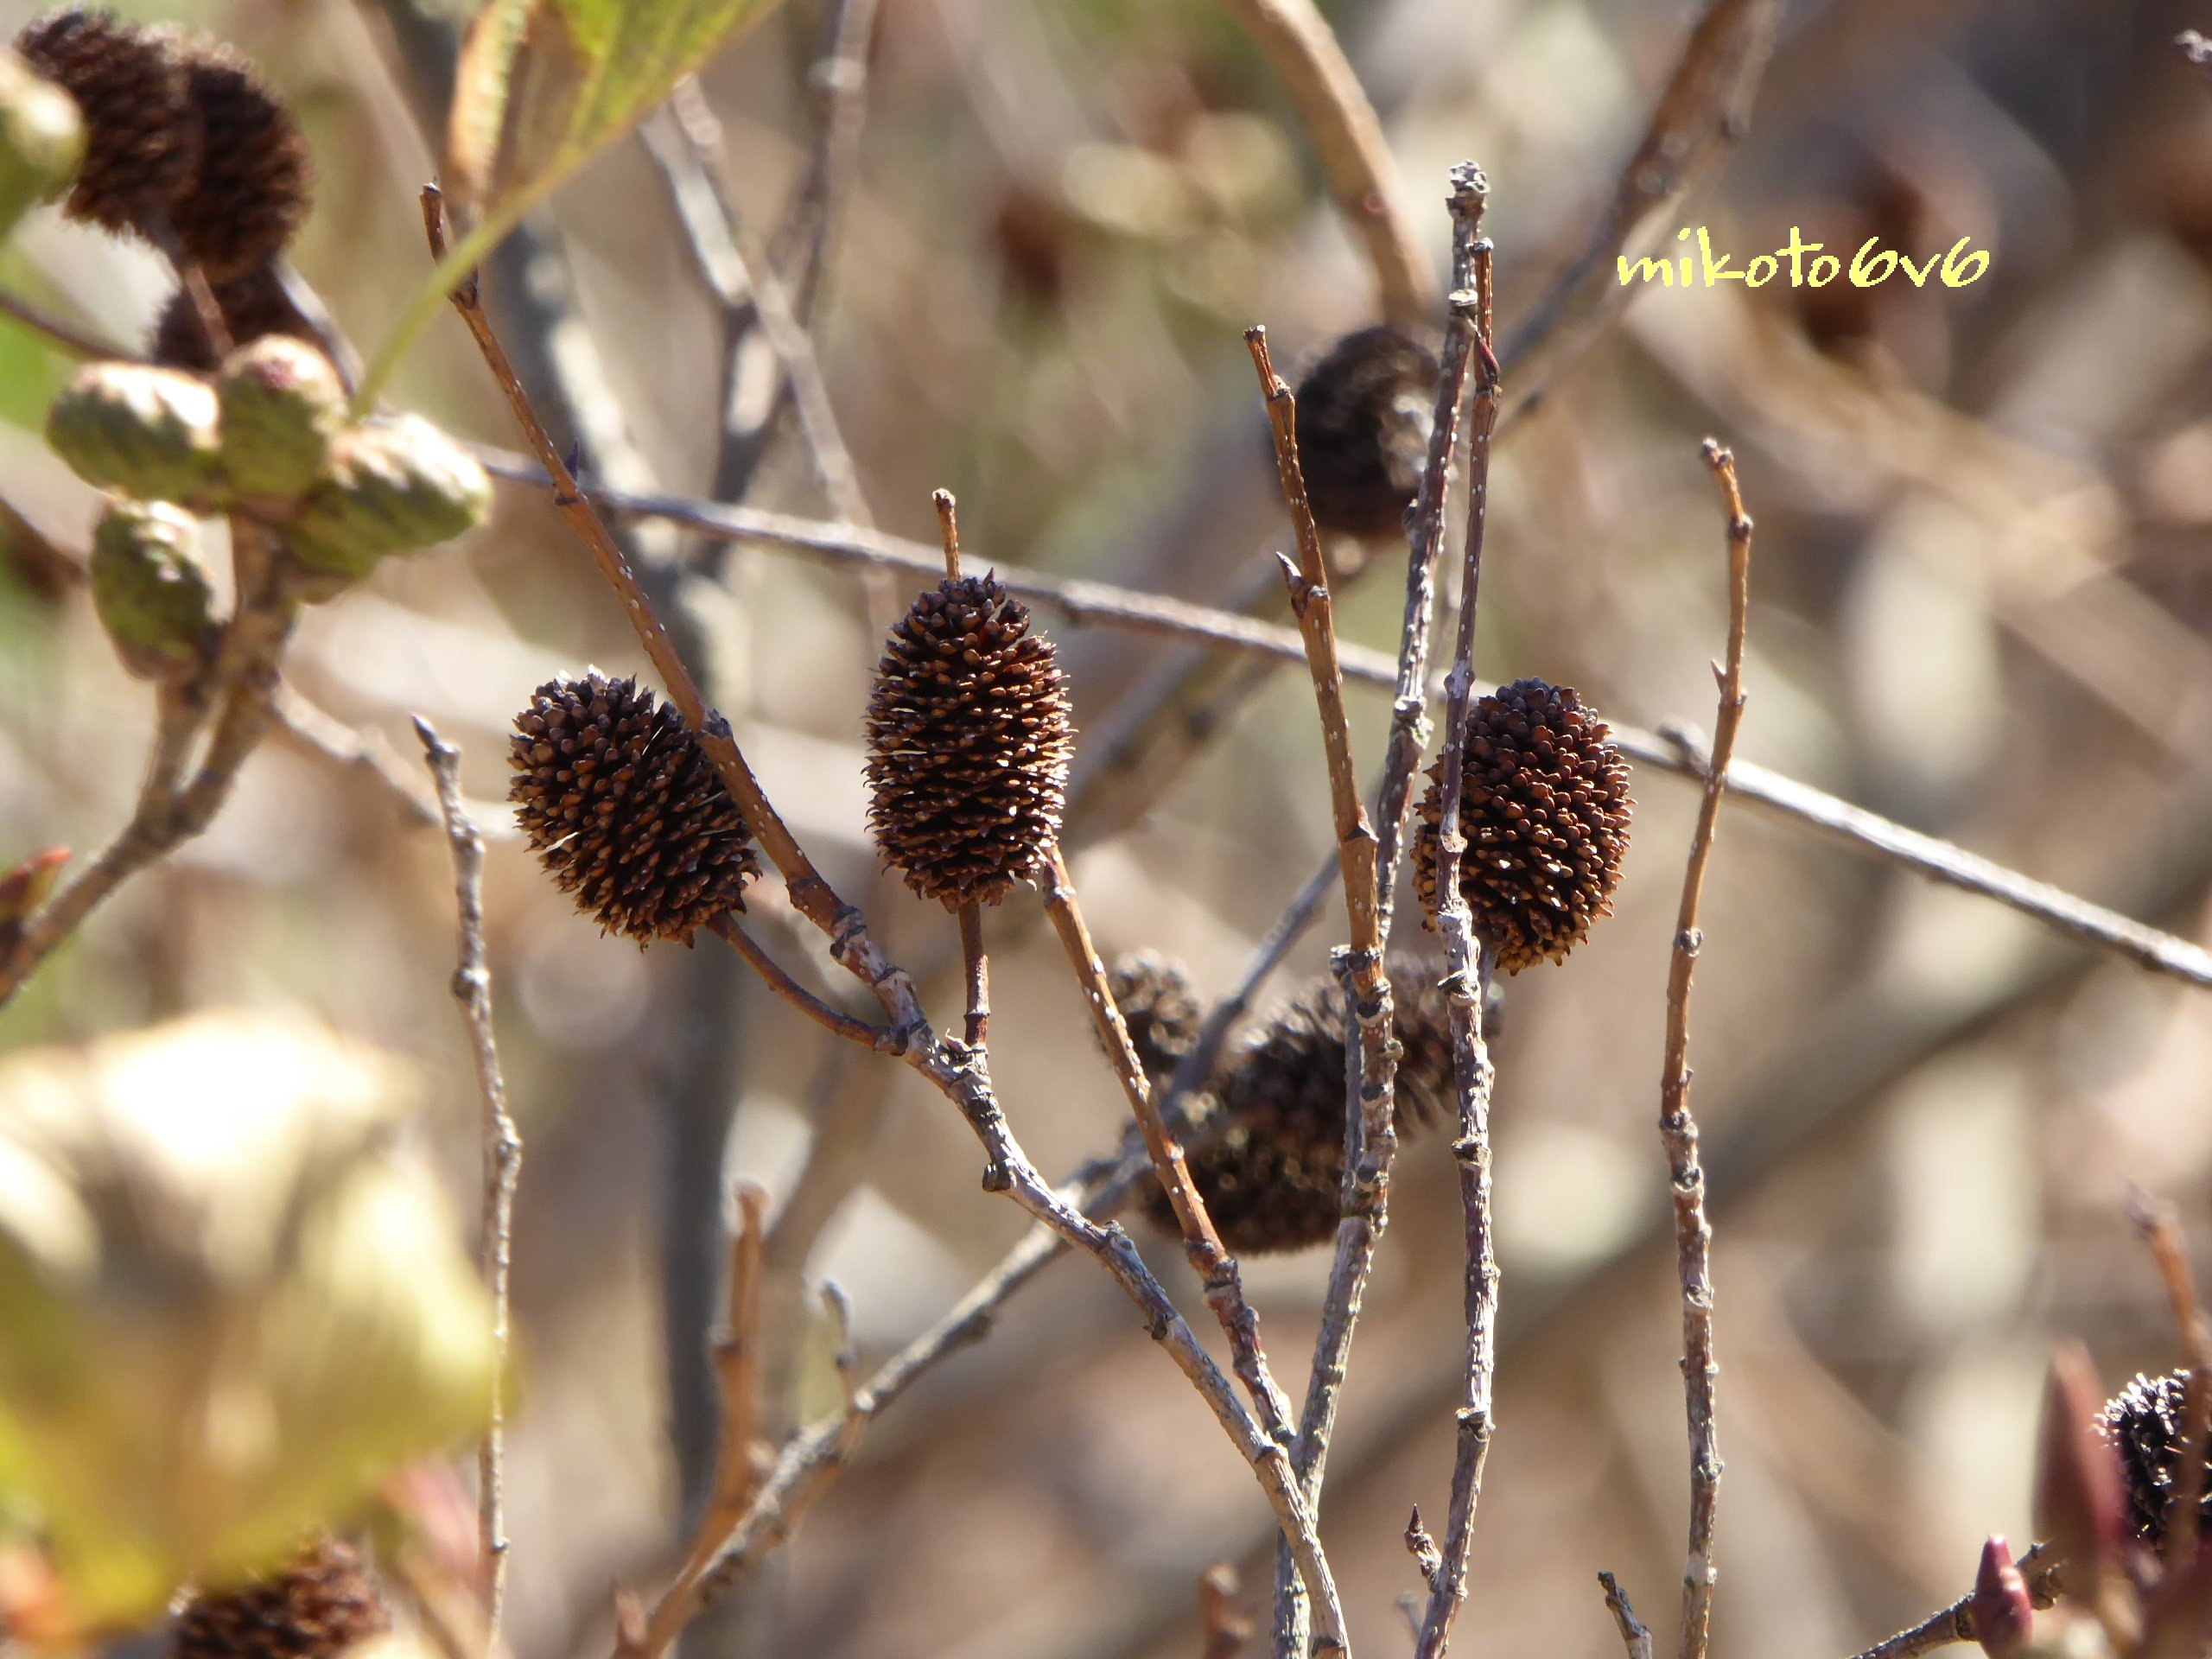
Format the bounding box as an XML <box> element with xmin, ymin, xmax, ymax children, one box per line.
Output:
<box><xmin>172</xmin><ymin>1537</ymin><xmax>388</xmax><ymax>1659</ymax></box>
<box><xmin>1292</xmin><ymin>326</ymin><xmax>1440</xmax><ymax>540</ymax></box>
<box><xmin>149</xmin><ymin>264</ymin><xmax>318</xmax><ymax>370</ymax></box>
<box><xmin>864</xmin><ymin>574</ymin><xmax>1073</xmax><ymax>908</ymax></box>
<box><xmin>168</xmin><ymin>40</ymin><xmax>311</xmax><ymax>281</ymax></box>
<box><xmin>17</xmin><ymin>9</ymin><xmax>197</xmax><ymax>235</ymax></box>
<box><xmin>1411</xmin><ymin>677</ymin><xmax>1633</xmax><ymax>974</ymax></box>
<box><xmin>2102</xmin><ymin>1370</ymin><xmax>2212</xmax><ymax>1551</ymax></box>
<box><xmin>1138</xmin><ymin>967</ymin><xmax>1461</xmax><ymax>1255</ymax></box>
<box><xmin>509</xmin><ymin>671</ymin><xmax>761</xmax><ymax>946</ymax></box>
<box><xmin>1106</xmin><ymin>951</ymin><xmax>1206</xmax><ymax>1086</ymax></box>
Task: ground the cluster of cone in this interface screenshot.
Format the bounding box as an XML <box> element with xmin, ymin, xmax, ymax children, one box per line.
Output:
<box><xmin>170</xmin><ymin>1539</ymin><xmax>387</xmax><ymax>1659</ymax></box>
<box><xmin>16</xmin><ymin>8</ymin><xmax>317</xmax><ymax>362</ymax></box>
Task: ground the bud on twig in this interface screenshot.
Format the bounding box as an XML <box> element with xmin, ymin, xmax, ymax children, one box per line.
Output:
<box><xmin>285</xmin><ymin>415</ymin><xmax>492</xmax><ymax>584</ymax></box>
<box><xmin>47</xmin><ymin>361</ymin><xmax>225</xmax><ymax>508</ymax></box>
<box><xmin>88</xmin><ymin>496</ymin><xmax>211</xmax><ymax>679</ymax></box>
<box><xmin>216</xmin><ymin>334</ymin><xmax>342</xmax><ymax>499</ymax></box>
<box><xmin>1972</xmin><ymin>1535</ymin><xmax>2034</xmax><ymax>1658</ymax></box>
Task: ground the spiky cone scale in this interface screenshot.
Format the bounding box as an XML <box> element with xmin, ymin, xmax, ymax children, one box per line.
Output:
<box><xmin>1412</xmin><ymin>677</ymin><xmax>1633</xmax><ymax>975</ymax></box>
<box><xmin>16</xmin><ymin>9</ymin><xmax>196</xmax><ymax>235</ymax></box>
<box><xmin>1292</xmin><ymin>325</ymin><xmax>1440</xmax><ymax>542</ymax></box>
<box><xmin>2102</xmin><ymin>1370</ymin><xmax>2212</xmax><ymax>1552</ymax></box>
<box><xmin>863</xmin><ymin>574</ymin><xmax>1073</xmax><ymax>909</ymax></box>
<box><xmin>89</xmin><ymin>497</ymin><xmax>210</xmax><ymax>679</ymax></box>
<box><xmin>168</xmin><ymin>40</ymin><xmax>310</xmax><ymax>282</ymax></box>
<box><xmin>150</xmin><ymin>265</ymin><xmax>319</xmax><ymax>371</ymax></box>
<box><xmin>0</xmin><ymin>48</ymin><xmax>84</xmax><ymax>238</ymax></box>
<box><xmin>1105</xmin><ymin>952</ymin><xmax>1206</xmax><ymax>1087</ymax></box>
<box><xmin>508</xmin><ymin>671</ymin><xmax>761</xmax><ymax>946</ymax></box>
<box><xmin>172</xmin><ymin>1537</ymin><xmax>388</xmax><ymax>1659</ymax></box>
<box><xmin>47</xmin><ymin>360</ymin><xmax>225</xmax><ymax>509</ymax></box>
<box><xmin>217</xmin><ymin>335</ymin><xmax>342</xmax><ymax>500</ymax></box>
<box><xmin>1137</xmin><ymin>969</ymin><xmax>1462</xmax><ymax>1254</ymax></box>
<box><xmin>284</xmin><ymin>416</ymin><xmax>492</xmax><ymax>586</ymax></box>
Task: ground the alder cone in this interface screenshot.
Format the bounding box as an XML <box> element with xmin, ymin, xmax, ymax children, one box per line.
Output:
<box><xmin>1292</xmin><ymin>326</ymin><xmax>1440</xmax><ymax>539</ymax></box>
<box><xmin>2102</xmin><ymin>1370</ymin><xmax>2212</xmax><ymax>1550</ymax></box>
<box><xmin>172</xmin><ymin>1537</ymin><xmax>388</xmax><ymax>1659</ymax></box>
<box><xmin>1412</xmin><ymin>678</ymin><xmax>1632</xmax><ymax>974</ymax></box>
<box><xmin>168</xmin><ymin>41</ymin><xmax>311</xmax><ymax>280</ymax></box>
<box><xmin>1106</xmin><ymin>951</ymin><xmax>1205</xmax><ymax>1086</ymax></box>
<box><xmin>1139</xmin><ymin>968</ymin><xmax>1460</xmax><ymax>1255</ymax></box>
<box><xmin>509</xmin><ymin>671</ymin><xmax>760</xmax><ymax>946</ymax></box>
<box><xmin>17</xmin><ymin>9</ymin><xmax>197</xmax><ymax>234</ymax></box>
<box><xmin>864</xmin><ymin>574</ymin><xmax>1072</xmax><ymax>908</ymax></box>
<box><xmin>150</xmin><ymin>265</ymin><xmax>320</xmax><ymax>370</ymax></box>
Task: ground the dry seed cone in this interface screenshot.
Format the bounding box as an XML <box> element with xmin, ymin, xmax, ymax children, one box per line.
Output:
<box><xmin>16</xmin><ymin>9</ymin><xmax>195</xmax><ymax>235</ymax></box>
<box><xmin>1412</xmin><ymin>678</ymin><xmax>1632</xmax><ymax>974</ymax></box>
<box><xmin>168</xmin><ymin>40</ymin><xmax>309</xmax><ymax>281</ymax></box>
<box><xmin>1292</xmin><ymin>326</ymin><xmax>1440</xmax><ymax>540</ymax></box>
<box><xmin>864</xmin><ymin>574</ymin><xmax>1073</xmax><ymax>908</ymax></box>
<box><xmin>172</xmin><ymin>1537</ymin><xmax>388</xmax><ymax>1659</ymax></box>
<box><xmin>150</xmin><ymin>264</ymin><xmax>318</xmax><ymax>370</ymax></box>
<box><xmin>2102</xmin><ymin>1370</ymin><xmax>2212</xmax><ymax>1551</ymax></box>
<box><xmin>1106</xmin><ymin>952</ymin><xmax>1206</xmax><ymax>1087</ymax></box>
<box><xmin>509</xmin><ymin>671</ymin><xmax>760</xmax><ymax>945</ymax></box>
<box><xmin>1138</xmin><ymin>968</ymin><xmax>1461</xmax><ymax>1254</ymax></box>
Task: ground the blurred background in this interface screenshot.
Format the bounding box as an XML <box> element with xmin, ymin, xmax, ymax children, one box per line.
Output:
<box><xmin>3</xmin><ymin>0</ymin><xmax>2211</xmax><ymax>1656</ymax></box>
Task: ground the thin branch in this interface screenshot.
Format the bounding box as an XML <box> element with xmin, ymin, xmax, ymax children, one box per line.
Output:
<box><xmin>2128</xmin><ymin>1189</ymin><xmax>2212</xmax><ymax>1560</ymax></box>
<box><xmin>0</xmin><ymin>287</ymin><xmax>128</xmax><ymax>360</ymax></box>
<box><xmin>424</xmin><ymin>192</ymin><xmax>1345</xmax><ymax>1649</ymax></box>
<box><xmin>1218</xmin><ymin>0</ymin><xmax>1433</xmax><ymax>326</ymax></box>
<box><xmin>1497</xmin><ymin>0</ymin><xmax>1783</xmax><ymax>409</ymax></box>
<box><xmin>775</xmin><ymin>0</ymin><xmax>880</xmax><ymax>327</ymax></box>
<box><xmin>706</xmin><ymin>913</ymin><xmax>900</xmax><ymax>1052</ymax></box>
<box><xmin>1414</xmin><ymin>162</ymin><xmax>1502</xmax><ymax>1659</ymax></box>
<box><xmin>1844</xmin><ymin>1545</ymin><xmax>2059</xmax><ymax>1659</ymax></box>
<box><xmin>1662</xmin><ymin>441</ymin><xmax>1753</xmax><ymax>1659</ymax></box>
<box><xmin>1600</xmin><ymin>1573</ymin><xmax>1656</xmax><ymax>1659</ymax></box>
<box><xmin>619</xmin><ymin>1186</ymin><xmax>772</xmax><ymax>1659</ymax></box>
<box><xmin>272</xmin><ymin>684</ymin><xmax>444</xmax><ymax>830</ymax></box>
<box><xmin>412</xmin><ymin>718</ymin><xmax>524</xmax><ymax>1654</ymax></box>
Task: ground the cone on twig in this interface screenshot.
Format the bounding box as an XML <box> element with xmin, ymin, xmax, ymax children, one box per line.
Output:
<box><xmin>2104</xmin><ymin>1370</ymin><xmax>2212</xmax><ymax>1551</ymax></box>
<box><xmin>1106</xmin><ymin>952</ymin><xmax>1206</xmax><ymax>1087</ymax></box>
<box><xmin>1137</xmin><ymin>968</ymin><xmax>1461</xmax><ymax>1254</ymax></box>
<box><xmin>863</xmin><ymin>572</ymin><xmax>1073</xmax><ymax>909</ymax></box>
<box><xmin>509</xmin><ymin>671</ymin><xmax>761</xmax><ymax>946</ymax></box>
<box><xmin>1412</xmin><ymin>677</ymin><xmax>1633</xmax><ymax>974</ymax></box>
<box><xmin>171</xmin><ymin>1537</ymin><xmax>388</xmax><ymax>1659</ymax></box>
<box><xmin>16</xmin><ymin>8</ymin><xmax>195</xmax><ymax>235</ymax></box>
<box><xmin>1292</xmin><ymin>326</ymin><xmax>1439</xmax><ymax>541</ymax></box>
<box><xmin>167</xmin><ymin>39</ymin><xmax>310</xmax><ymax>281</ymax></box>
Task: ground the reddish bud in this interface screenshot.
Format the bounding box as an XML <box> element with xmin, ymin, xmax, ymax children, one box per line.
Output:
<box><xmin>1972</xmin><ymin>1535</ymin><xmax>2034</xmax><ymax>1657</ymax></box>
<box><xmin>0</xmin><ymin>847</ymin><xmax>67</xmax><ymax>925</ymax></box>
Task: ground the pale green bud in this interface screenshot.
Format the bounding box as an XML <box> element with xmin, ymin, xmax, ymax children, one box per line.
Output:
<box><xmin>88</xmin><ymin>497</ymin><xmax>212</xmax><ymax>680</ymax></box>
<box><xmin>285</xmin><ymin>416</ymin><xmax>492</xmax><ymax>584</ymax></box>
<box><xmin>47</xmin><ymin>363</ymin><xmax>225</xmax><ymax>509</ymax></box>
<box><xmin>0</xmin><ymin>49</ymin><xmax>82</xmax><ymax>238</ymax></box>
<box><xmin>215</xmin><ymin>336</ymin><xmax>345</xmax><ymax>500</ymax></box>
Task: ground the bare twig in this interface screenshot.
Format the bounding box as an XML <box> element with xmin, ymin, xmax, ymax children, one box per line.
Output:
<box><xmin>1844</xmin><ymin>1545</ymin><xmax>2059</xmax><ymax>1659</ymax></box>
<box><xmin>1497</xmin><ymin>0</ymin><xmax>1783</xmax><ymax>409</ymax></box>
<box><xmin>2128</xmin><ymin>1190</ymin><xmax>2212</xmax><ymax>1560</ymax></box>
<box><xmin>426</xmin><ymin>191</ymin><xmax>1345</xmax><ymax>1649</ymax></box>
<box><xmin>619</xmin><ymin>1187</ymin><xmax>772</xmax><ymax>1659</ymax></box>
<box><xmin>1600</xmin><ymin>1573</ymin><xmax>1656</xmax><ymax>1659</ymax></box>
<box><xmin>776</xmin><ymin>0</ymin><xmax>880</xmax><ymax>327</ymax></box>
<box><xmin>0</xmin><ymin>287</ymin><xmax>127</xmax><ymax>360</ymax></box>
<box><xmin>1660</xmin><ymin>442</ymin><xmax>1753</xmax><ymax>1659</ymax></box>
<box><xmin>1413</xmin><ymin>162</ymin><xmax>1502</xmax><ymax>1659</ymax></box>
<box><xmin>412</xmin><ymin>719</ymin><xmax>524</xmax><ymax>1653</ymax></box>
<box><xmin>1036</xmin><ymin>847</ymin><xmax>1313</xmax><ymax>1519</ymax></box>
<box><xmin>272</xmin><ymin>684</ymin><xmax>444</xmax><ymax>829</ymax></box>
<box><xmin>1218</xmin><ymin>0</ymin><xmax>1433</xmax><ymax>326</ymax></box>
<box><xmin>705</xmin><ymin>913</ymin><xmax>899</xmax><ymax>1052</ymax></box>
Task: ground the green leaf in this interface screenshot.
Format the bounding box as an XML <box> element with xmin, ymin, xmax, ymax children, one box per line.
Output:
<box><xmin>358</xmin><ymin>0</ymin><xmax>784</xmax><ymax>407</ymax></box>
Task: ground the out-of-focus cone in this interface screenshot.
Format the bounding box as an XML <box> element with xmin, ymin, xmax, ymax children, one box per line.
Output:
<box><xmin>0</xmin><ymin>1010</ymin><xmax>497</xmax><ymax>1631</ymax></box>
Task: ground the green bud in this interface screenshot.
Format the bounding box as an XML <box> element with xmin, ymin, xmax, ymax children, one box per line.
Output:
<box><xmin>0</xmin><ymin>49</ymin><xmax>83</xmax><ymax>238</ymax></box>
<box><xmin>47</xmin><ymin>363</ymin><xmax>225</xmax><ymax>509</ymax></box>
<box><xmin>88</xmin><ymin>498</ymin><xmax>212</xmax><ymax>679</ymax></box>
<box><xmin>285</xmin><ymin>416</ymin><xmax>493</xmax><ymax>584</ymax></box>
<box><xmin>215</xmin><ymin>336</ymin><xmax>346</xmax><ymax>500</ymax></box>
